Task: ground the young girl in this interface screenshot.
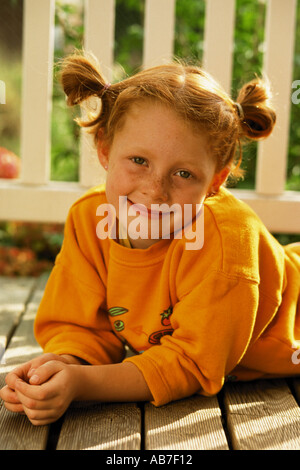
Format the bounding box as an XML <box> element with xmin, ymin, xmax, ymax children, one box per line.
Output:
<box><xmin>1</xmin><ymin>52</ymin><xmax>300</xmax><ymax>426</ymax></box>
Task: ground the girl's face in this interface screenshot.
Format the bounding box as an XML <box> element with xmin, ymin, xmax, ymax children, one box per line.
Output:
<box><xmin>98</xmin><ymin>100</ymin><xmax>228</xmax><ymax>249</ymax></box>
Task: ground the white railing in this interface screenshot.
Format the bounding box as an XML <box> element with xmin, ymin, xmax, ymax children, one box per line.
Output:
<box><xmin>0</xmin><ymin>0</ymin><xmax>299</xmax><ymax>233</ymax></box>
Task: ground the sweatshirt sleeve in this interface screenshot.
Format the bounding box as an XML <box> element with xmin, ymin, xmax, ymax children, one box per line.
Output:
<box><xmin>124</xmin><ymin>270</ymin><xmax>260</xmax><ymax>406</ymax></box>
<box><xmin>34</xmin><ymin>201</ymin><xmax>125</xmax><ymax>366</ymax></box>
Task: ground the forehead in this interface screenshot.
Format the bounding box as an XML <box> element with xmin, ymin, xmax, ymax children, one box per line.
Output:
<box><xmin>113</xmin><ymin>99</ymin><xmax>208</xmax><ymax>147</ymax></box>
<box><xmin>109</xmin><ymin>100</ymin><xmax>215</xmax><ymax>175</ymax></box>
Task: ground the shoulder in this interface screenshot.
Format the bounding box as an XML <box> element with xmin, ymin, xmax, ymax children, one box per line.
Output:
<box><xmin>71</xmin><ymin>184</ymin><xmax>107</xmax><ymax>208</ymax></box>
<box><xmin>68</xmin><ymin>184</ymin><xmax>108</xmax><ymax>220</ymax></box>
<box><xmin>178</xmin><ymin>187</ymin><xmax>283</xmax><ymax>284</ymax></box>
<box><xmin>205</xmin><ymin>187</ymin><xmax>285</xmax><ymax>278</ymax></box>
<box><xmin>204</xmin><ymin>186</ymin><xmax>261</xmax><ymax>228</ymax></box>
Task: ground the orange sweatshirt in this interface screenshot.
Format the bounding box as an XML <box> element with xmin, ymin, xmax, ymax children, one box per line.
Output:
<box><xmin>34</xmin><ymin>185</ymin><xmax>300</xmax><ymax>406</ymax></box>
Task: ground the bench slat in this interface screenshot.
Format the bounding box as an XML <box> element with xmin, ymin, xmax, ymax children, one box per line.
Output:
<box><xmin>0</xmin><ymin>275</ymin><xmax>48</xmax><ymax>450</ymax></box>
<box><xmin>0</xmin><ymin>277</ymin><xmax>36</xmax><ymax>364</ymax></box>
<box><xmin>292</xmin><ymin>378</ymin><xmax>300</xmax><ymax>403</ymax></box>
<box><xmin>144</xmin><ymin>395</ymin><xmax>228</xmax><ymax>450</ymax></box>
<box><xmin>224</xmin><ymin>379</ymin><xmax>300</xmax><ymax>450</ymax></box>
<box><xmin>56</xmin><ymin>402</ymin><xmax>141</xmax><ymax>450</ymax></box>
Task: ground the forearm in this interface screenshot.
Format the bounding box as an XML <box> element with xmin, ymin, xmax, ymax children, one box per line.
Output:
<box><xmin>73</xmin><ymin>361</ymin><xmax>153</xmax><ymax>403</ymax></box>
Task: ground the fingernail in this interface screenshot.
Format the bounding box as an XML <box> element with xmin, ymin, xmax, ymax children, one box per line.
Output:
<box><xmin>28</xmin><ymin>368</ymin><xmax>35</xmax><ymax>377</ymax></box>
<box><xmin>30</xmin><ymin>375</ymin><xmax>39</xmax><ymax>384</ymax></box>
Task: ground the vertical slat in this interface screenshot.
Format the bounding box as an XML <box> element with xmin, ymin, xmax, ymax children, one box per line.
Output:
<box><xmin>203</xmin><ymin>0</ymin><xmax>236</xmax><ymax>94</ymax></box>
<box><xmin>20</xmin><ymin>0</ymin><xmax>55</xmax><ymax>185</ymax></box>
<box><xmin>79</xmin><ymin>0</ymin><xmax>115</xmax><ymax>188</ymax></box>
<box><xmin>143</xmin><ymin>0</ymin><xmax>176</xmax><ymax>68</ymax></box>
<box><xmin>256</xmin><ymin>0</ymin><xmax>297</xmax><ymax>195</ymax></box>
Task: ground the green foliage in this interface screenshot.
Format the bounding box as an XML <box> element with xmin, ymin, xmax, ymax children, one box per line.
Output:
<box><xmin>174</xmin><ymin>0</ymin><xmax>205</xmax><ymax>62</ymax></box>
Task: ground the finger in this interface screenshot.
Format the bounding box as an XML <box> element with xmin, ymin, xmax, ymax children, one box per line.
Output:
<box><xmin>5</xmin><ymin>363</ymin><xmax>32</xmax><ymax>389</ymax></box>
<box><xmin>21</xmin><ymin>401</ymin><xmax>64</xmax><ymax>425</ymax></box>
<box><xmin>29</xmin><ymin>360</ymin><xmax>64</xmax><ymax>385</ymax></box>
<box><xmin>15</xmin><ymin>387</ymin><xmax>54</xmax><ymax>411</ymax></box>
<box><xmin>27</xmin><ymin>354</ymin><xmax>68</xmax><ymax>378</ymax></box>
<box><xmin>0</xmin><ymin>385</ymin><xmax>22</xmax><ymax>405</ymax></box>
<box><xmin>3</xmin><ymin>400</ymin><xmax>25</xmax><ymax>414</ymax></box>
<box><xmin>26</xmin><ymin>412</ymin><xmax>61</xmax><ymax>426</ymax></box>
<box><xmin>15</xmin><ymin>378</ymin><xmax>57</xmax><ymax>402</ymax></box>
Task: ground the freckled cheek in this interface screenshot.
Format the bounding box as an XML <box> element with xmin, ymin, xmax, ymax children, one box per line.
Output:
<box><xmin>105</xmin><ymin>172</ymin><xmax>133</xmax><ymax>205</ymax></box>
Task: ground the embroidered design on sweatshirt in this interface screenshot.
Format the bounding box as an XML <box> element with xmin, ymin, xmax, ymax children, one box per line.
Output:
<box><xmin>108</xmin><ymin>306</ymin><xmax>128</xmax><ymax>332</ymax></box>
<box><xmin>160</xmin><ymin>306</ymin><xmax>173</xmax><ymax>326</ymax></box>
<box><xmin>148</xmin><ymin>305</ymin><xmax>174</xmax><ymax>344</ymax></box>
<box><xmin>148</xmin><ymin>329</ymin><xmax>174</xmax><ymax>345</ymax></box>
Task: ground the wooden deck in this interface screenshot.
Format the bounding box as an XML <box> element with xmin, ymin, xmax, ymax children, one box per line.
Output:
<box><xmin>1</xmin><ymin>274</ymin><xmax>300</xmax><ymax>451</ymax></box>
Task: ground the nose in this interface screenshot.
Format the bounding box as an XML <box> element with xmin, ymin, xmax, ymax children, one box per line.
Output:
<box><xmin>142</xmin><ymin>174</ymin><xmax>169</xmax><ymax>203</ymax></box>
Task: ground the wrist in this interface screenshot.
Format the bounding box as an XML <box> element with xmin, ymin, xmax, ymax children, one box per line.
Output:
<box><xmin>60</xmin><ymin>354</ymin><xmax>85</xmax><ymax>365</ymax></box>
<box><xmin>70</xmin><ymin>364</ymin><xmax>94</xmax><ymax>401</ymax></box>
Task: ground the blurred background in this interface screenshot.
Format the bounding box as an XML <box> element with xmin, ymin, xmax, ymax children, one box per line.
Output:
<box><xmin>0</xmin><ymin>0</ymin><xmax>299</xmax><ymax>276</ymax></box>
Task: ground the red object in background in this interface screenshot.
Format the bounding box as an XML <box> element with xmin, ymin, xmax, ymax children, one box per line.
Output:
<box><xmin>0</xmin><ymin>147</ymin><xmax>20</xmax><ymax>178</ymax></box>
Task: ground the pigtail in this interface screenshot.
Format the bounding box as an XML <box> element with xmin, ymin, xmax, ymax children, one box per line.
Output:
<box><xmin>236</xmin><ymin>78</ymin><xmax>276</xmax><ymax>140</ymax></box>
<box><xmin>58</xmin><ymin>51</ymin><xmax>117</xmax><ymax>142</ymax></box>
<box><xmin>59</xmin><ymin>51</ymin><xmax>108</xmax><ymax>105</ymax></box>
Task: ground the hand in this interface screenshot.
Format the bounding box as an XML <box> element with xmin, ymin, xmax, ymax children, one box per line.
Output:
<box><xmin>0</xmin><ymin>353</ymin><xmax>79</xmax><ymax>417</ymax></box>
<box><xmin>12</xmin><ymin>360</ymin><xmax>80</xmax><ymax>426</ymax></box>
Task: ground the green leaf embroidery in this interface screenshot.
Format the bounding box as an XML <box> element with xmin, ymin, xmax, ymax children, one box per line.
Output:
<box><xmin>114</xmin><ymin>320</ymin><xmax>125</xmax><ymax>332</ymax></box>
<box><xmin>108</xmin><ymin>306</ymin><xmax>128</xmax><ymax>316</ymax></box>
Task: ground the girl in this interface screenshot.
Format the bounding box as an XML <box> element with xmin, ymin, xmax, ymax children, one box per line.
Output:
<box><xmin>1</xmin><ymin>52</ymin><xmax>299</xmax><ymax>426</ymax></box>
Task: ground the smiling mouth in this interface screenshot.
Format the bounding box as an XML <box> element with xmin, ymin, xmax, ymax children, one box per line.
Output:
<box><xmin>127</xmin><ymin>199</ymin><xmax>171</xmax><ymax>219</ymax></box>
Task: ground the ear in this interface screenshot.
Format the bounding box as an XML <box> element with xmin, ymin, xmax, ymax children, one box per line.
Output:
<box><xmin>207</xmin><ymin>167</ymin><xmax>230</xmax><ymax>194</ymax></box>
<box><xmin>96</xmin><ymin>131</ymin><xmax>110</xmax><ymax>170</ymax></box>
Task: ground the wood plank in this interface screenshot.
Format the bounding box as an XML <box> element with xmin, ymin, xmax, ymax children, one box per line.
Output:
<box><xmin>56</xmin><ymin>402</ymin><xmax>141</xmax><ymax>450</ymax></box>
<box><xmin>230</xmin><ymin>188</ymin><xmax>300</xmax><ymax>234</ymax></box>
<box><xmin>0</xmin><ymin>277</ymin><xmax>36</xmax><ymax>364</ymax></box>
<box><xmin>224</xmin><ymin>379</ymin><xmax>300</xmax><ymax>450</ymax></box>
<box><xmin>292</xmin><ymin>378</ymin><xmax>300</xmax><ymax>403</ymax></box>
<box><xmin>145</xmin><ymin>394</ymin><xmax>229</xmax><ymax>450</ymax></box>
<box><xmin>0</xmin><ymin>275</ymin><xmax>49</xmax><ymax>450</ymax></box>
<box><xmin>0</xmin><ymin>180</ymin><xmax>84</xmax><ymax>223</ymax></box>
<box><xmin>1</xmin><ymin>274</ymin><xmax>47</xmax><ymax>370</ymax></box>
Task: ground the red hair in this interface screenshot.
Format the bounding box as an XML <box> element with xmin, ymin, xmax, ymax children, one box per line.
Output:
<box><xmin>60</xmin><ymin>51</ymin><xmax>276</xmax><ymax>180</ymax></box>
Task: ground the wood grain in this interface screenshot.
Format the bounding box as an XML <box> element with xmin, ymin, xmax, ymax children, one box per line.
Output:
<box><xmin>56</xmin><ymin>402</ymin><xmax>141</xmax><ymax>450</ymax></box>
<box><xmin>0</xmin><ymin>275</ymin><xmax>48</xmax><ymax>450</ymax></box>
<box><xmin>224</xmin><ymin>379</ymin><xmax>300</xmax><ymax>450</ymax></box>
<box><xmin>145</xmin><ymin>394</ymin><xmax>229</xmax><ymax>450</ymax></box>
